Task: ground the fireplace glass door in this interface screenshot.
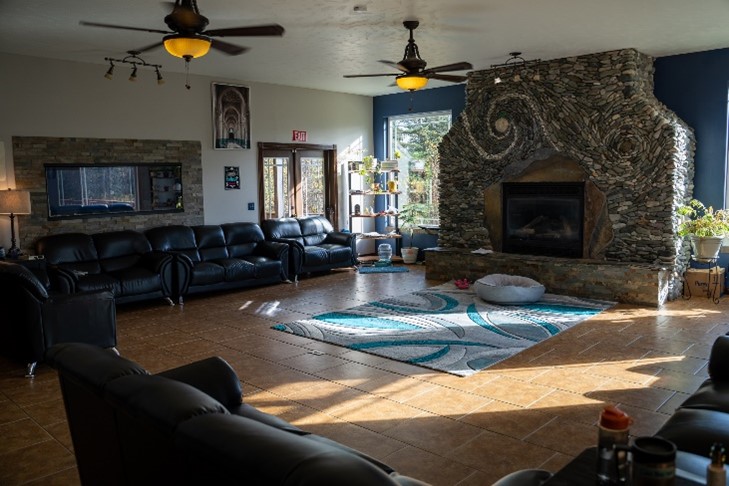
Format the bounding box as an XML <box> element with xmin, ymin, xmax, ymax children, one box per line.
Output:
<box><xmin>502</xmin><ymin>182</ymin><xmax>585</xmax><ymax>258</ymax></box>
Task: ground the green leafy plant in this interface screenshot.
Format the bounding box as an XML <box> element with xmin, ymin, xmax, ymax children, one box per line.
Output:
<box><xmin>677</xmin><ymin>199</ymin><xmax>729</xmax><ymax>237</ymax></box>
<box><xmin>398</xmin><ymin>203</ymin><xmax>428</xmax><ymax>247</ymax></box>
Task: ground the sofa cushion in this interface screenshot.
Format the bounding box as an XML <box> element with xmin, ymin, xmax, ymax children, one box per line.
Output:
<box><xmin>93</xmin><ymin>230</ymin><xmax>152</xmax><ymax>272</ymax></box>
<box><xmin>194</xmin><ymin>226</ymin><xmax>229</xmax><ymax>262</ymax></box>
<box><xmin>303</xmin><ymin>246</ymin><xmax>330</xmax><ymax>266</ymax></box>
<box><xmin>76</xmin><ymin>273</ymin><xmax>122</xmax><ymax>295</ymax></box>
<box><xmin>191</xmin><ymin>262</ymin><xmax>225</xmax><ymax>286</ymax></box>
<box><xmin>262</xmin><ymin>218</ymin><xmax>305</xmax><ymax>246</ymax></box>
<box><xmin>222</xmin><ymin>222</ymin><xmax>265</xmax><ymax>257</ymax></box>
<box><xmin>241</xmin><ymin>256</ymin><xmax>281</xmax><ymax>279</ymax></box>
<box><xmin>145</xmin><ymin>225</ymin><xmax>201</xmax><ymax>263</ymax></box>
<box><xmin>678</xmin><ymin>380</ymin><xmax>729</xmax><ymax>413</ymax></box>
<box><xmin>299</xmin><ymin>216</ymin><xmax>332</xmax><ymax>246</ymax></box>
<box><xmin>322</xmin><ymin>244</ymin><xmax>352</xmax><ymax>263</ymax></box>
<box><xmin>216</xmin><ymin>258</ymin><xmax>256</xmax><ymax>281</ymax></box>
<box><xmin>108</xmin><ymin>267</ymin><xmax>161</xmax><ymax>296</ymax></box>
<box><xmin>36</xmin><ymin>233</ymin><xmax>100</xmax><ymax>266</ymax></box>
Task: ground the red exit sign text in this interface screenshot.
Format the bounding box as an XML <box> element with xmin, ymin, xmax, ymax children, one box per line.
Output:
<box><xmin>292</xmin><ymin>130</ymin><xmax>307</xmax><ymax>142</ymax></box>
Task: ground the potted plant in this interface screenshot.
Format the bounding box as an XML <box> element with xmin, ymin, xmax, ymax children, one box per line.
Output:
<box><xmin>398</xmin><ymin>203</ymin><xmax>428</xmax><ymax>264</ymax></box>
<box><xmin>677</xmin><ymin>199</ymin><xmax>729</xmax><ymax>260</ymax></box>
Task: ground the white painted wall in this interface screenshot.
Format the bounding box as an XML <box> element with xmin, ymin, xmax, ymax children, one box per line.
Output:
<box><xmin>0</xmin><ymin>53</ymin><xmax>372</xmax><ymax>249</ymax></box>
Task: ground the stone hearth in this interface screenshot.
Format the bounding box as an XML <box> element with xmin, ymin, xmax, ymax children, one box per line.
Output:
<box><xmin>430</xmin><ymin>49</ymin><xmax>695</xmax><ymax>305</ymax></box>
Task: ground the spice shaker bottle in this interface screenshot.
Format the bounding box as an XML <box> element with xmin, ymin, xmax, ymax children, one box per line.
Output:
<box><xmin>597</xmin><ymin>405</ymin><xmax>632</xmax><ymax>485</ymax></box>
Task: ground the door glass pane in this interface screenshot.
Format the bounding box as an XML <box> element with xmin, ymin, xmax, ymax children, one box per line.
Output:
<box><xmin>263</xmin><ymin>157</ymin><xmax>291</xmax><ymax>218</ymax></box>
<box><xmin>300</xmin><ymin>155</ymin><xmax>325</xmax><ymax>217</ymax></box>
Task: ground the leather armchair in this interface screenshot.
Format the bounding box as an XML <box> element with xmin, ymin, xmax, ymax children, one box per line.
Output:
<box><xmin>0</xmin><ymin>261</ymin><xmax>117</xmax><ymax>377</ymax></box>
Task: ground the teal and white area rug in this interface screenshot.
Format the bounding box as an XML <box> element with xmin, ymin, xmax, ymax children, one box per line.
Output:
<box><xmin>272</xmin><ymin>282</ymin><xmax>615</xmax><ymax>377</ymax></box>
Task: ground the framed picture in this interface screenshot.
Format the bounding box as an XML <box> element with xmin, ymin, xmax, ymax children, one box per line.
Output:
<box><xmin>212</xmin><ymin>82</ymin><xmax>251</xmax><ymax>149</ymax></box>
<box><xmin>224</xmin><ymin>166</ymin><xmax>240</xmax><ymax>190</ymax></box>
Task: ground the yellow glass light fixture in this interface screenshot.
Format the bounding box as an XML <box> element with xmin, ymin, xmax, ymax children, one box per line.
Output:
<box><xmin>396</xmin><ymin>74</ymin><xmax>429</xmax><ymax>91</ymax></box>
<box><xmin>163</xmin><ymin>34</ymin><xmax>212</xmax><ymax>59</ymax></box>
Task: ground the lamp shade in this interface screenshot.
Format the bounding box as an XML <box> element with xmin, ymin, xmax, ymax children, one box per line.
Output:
<box><xmin>163</xmin><ymin>34</ymin><xmax>212</xmax><ymax>59</ymax></box>
<box><xmin>0</xmin><ymin>189</ymin><xmax>31</xmax><ymax>215</ymax></box>
<box><xmin>396</xmin><ymin>75</ymin><xmax>429</xmax><ymax>91</ymax></box>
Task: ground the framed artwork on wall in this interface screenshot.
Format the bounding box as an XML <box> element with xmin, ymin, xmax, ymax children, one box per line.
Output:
<box><xmin>212</xmin><ymin>82</ymin><xmax>251</xmax><ymax>150</ymax></box>
<box><xmin>225</xmin><ymin>166</ymin><xmax>240</xmax><ymax>190</ymax></box>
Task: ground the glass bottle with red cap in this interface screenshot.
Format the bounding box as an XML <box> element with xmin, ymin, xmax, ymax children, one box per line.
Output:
<box><xmin>597</xmin><ymin>404</ymin><xmax>632</xmax><ymax>485</ymax></box>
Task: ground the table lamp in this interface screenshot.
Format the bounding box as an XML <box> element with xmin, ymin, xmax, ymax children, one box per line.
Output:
<box><xmin>0</xmin><ymin>188</ymin><xmax>31</xmax><ymax>259</ymax></box>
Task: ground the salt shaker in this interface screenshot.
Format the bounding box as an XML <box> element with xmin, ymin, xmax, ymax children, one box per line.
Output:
<box><xmin>597</xmin><ymin>405</ymin><xmax>631</xmax><ymax>485</ymax></box>
<box><xmin>708</xmin><ymin>443</ymin><xmax>726</xmax><ymax>486</ymax></box>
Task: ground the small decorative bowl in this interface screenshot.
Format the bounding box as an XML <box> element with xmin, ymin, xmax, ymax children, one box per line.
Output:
<box><xmin>454</xmin><ymin>278</ymin><xmax>470</xmax><ymax>289</ymax></box>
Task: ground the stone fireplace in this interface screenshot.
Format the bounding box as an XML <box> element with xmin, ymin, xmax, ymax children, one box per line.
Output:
<box><xmin>427</xmin><ymin>49</ymin><xmax>695</xmax><ymax>305</ymax></box>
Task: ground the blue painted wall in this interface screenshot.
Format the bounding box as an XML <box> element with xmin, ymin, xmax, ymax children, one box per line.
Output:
<box><xmin>654</xmin><ymin>48</ymin><xmax>729</xmax><ymax>209</ymax></box>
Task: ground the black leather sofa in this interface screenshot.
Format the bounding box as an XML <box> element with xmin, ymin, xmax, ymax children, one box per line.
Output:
<box><xmin>261</xmin><ymin>216</ymin><xmax>356</xmax><ymax>279</ymax></box>
<box><xmin>47</xmin><ymin>343</ymin><xmax>429</xmax><ymax>486</ymax></box>
<box><xmin>35</xmin><ymin>230</ymin><xmax>175</xmax><ymax>305</ymax></box>
<box><xmin>655</xmin><ymin>333</ymin><xmax>729</xmax><ymax>457</ymax></box>
<box><xmin>0</xmin><ymin>261</ymin><xmax>117</xmax><ymax>377</ymax></box>
<box><xmin>144</xmin><ymin>223</ymin><xmax>289</xmax><ymax>302</ymax></box>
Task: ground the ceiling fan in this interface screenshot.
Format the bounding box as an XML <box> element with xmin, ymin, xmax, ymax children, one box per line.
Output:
<box><xmin>80</xmin><ymin>0</ymin><xmax>284</xmax><ymax>61</ymax></box>
<box><xmin>344</xmin><ymin>20</ymin><xmax>472</xmax><ymax>92</ymax></box>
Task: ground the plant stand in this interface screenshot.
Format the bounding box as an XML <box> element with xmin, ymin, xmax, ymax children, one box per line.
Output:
<box><xmin>682</xmin><ymin>256</ymin><xmax>723</xmax><ymax>304</ymax></box>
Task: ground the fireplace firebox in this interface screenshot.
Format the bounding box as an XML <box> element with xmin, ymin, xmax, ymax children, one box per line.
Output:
<box><xmin>502</xmin><ymin>182</ymin><xmax>585</xmax><ymax>258</ymax></box>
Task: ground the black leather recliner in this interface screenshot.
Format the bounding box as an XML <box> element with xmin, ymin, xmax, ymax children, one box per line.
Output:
<box><xmin>0</xmin><ymin>261</ymin><xmax>117</xmax><ymax>377</ymax></box>
<box><xmin>35</xmin><ymin>230</ymin><xmax>175</xmax><ymax>305</ymax></box>
<box><xmin>46</xmin><ymin>343</ymin><xmax>429</xmax><ymax>486</ymax></box>
<box><xmin>261</xmin><ymin>215</ymin><xmax>356</xmax><ymax>279</ymax></box>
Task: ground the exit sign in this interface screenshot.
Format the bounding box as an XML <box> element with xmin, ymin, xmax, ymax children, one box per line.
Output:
<box><xmin>292</xmin><ymin>130</ymin><xmax>307</xmax><ymax>142</ymax></box>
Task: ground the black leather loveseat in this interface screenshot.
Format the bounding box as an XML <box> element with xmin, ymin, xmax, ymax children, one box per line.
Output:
<box><xmin>145</xmin><ymin>223</ymin><xmax>289</xmax><ymax>302</ymax></box>
<box><xmin>35</xmin><ymin>230</ymin><xmax>175</xmax><ymax>305</ymax></box>
<box><xmin>261</xmin><ymin>215</ymin><xmax>356</xmax><ymax>279</ymax></box>
<box><xmin>655</xmin><ymin>333</ymin><xmax>729</xmax><ymax>457</ymax></box>
<box><xmin>47</xmin><ymin>342</ymin><xmax>429</xmax><ymax>486</ymax></box>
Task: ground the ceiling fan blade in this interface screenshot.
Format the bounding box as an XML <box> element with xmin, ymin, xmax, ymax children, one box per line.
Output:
<box><xmin>133</xmin><ymin>41</ymin><xmax>165</xmax><ymax>54</ymax></box>
<box><xmin>426</xmin><ymin>73</ymin><xmax>468</xmax><ymax>83</ymax></box>
<box><xmin>79</xmin><ymin>21</ymin><xmax>170</xmax><ymax>35</ymax></box>
<box><xmin>205</xmin><ymin>24</ymin><xmax>285</xmax><ymax>37</ymax></box>
<box><xmin>378</xmin><ymin>60</ymin><xmax>408</xmax><ymax>73</ymax></box>
<box><xmin>343</xmin><ymin>73</ymin><xmax>398</xmax><ymax>78</ymax></box>
<box><xmin>424</xmin><ymin>62</ymin><xmax>473</xmax><ymax>74</ymax></box>
<box><xmin>210</xmin><ymin>39</ymin><xmax>249</xmax><ymax>56</ymax></box>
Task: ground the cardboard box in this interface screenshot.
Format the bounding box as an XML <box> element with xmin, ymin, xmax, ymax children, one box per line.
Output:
<box><xmin>685</xmin><ymin>267</ymin><xmax>725</xmax><ymax>298</ymax></box>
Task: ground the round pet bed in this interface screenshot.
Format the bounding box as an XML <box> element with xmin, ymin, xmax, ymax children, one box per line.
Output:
<box><xmin>474</xmin><ymin>274</ymin><xmax>545</xmax><ymax>304</ymax></box>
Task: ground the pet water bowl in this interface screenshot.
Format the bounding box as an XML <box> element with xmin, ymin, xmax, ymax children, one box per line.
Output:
<box><xmin>474</xmin><ymin>274</ymin><xmax>545</xmax><ymax>304</ymax></box>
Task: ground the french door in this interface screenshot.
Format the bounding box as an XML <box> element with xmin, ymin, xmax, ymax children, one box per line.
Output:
<box><xmin>257</xmin><ymin>142</ymin><xmax>338</xmax><ymax>227</ymax></box>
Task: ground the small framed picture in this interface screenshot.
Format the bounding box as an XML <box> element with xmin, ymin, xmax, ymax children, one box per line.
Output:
<box><xmin>212</xmin><ymin>83</ymin><xmax>251</xmax><ymax>149</ymax></box>
<box><xmin>225</xmin><ymin>166</ymin><xmax>240</xmax><ymax>190</ymax></box>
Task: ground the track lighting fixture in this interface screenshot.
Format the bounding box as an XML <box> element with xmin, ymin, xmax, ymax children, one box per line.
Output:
<box><xmin>491</xmin><ymin>52</ymin><xmax>542</xmax><ymax>85</ymax></box>
<box><xmin>102</xmin><ymin>51</ymin><xmax>164</xmax><ymax>86</ymax></box>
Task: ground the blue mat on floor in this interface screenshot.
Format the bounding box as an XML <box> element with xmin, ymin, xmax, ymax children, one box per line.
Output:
<box><xmin>272</xmin><ymin>282</ymin><xmax>614</xmax><ymax>376</ymax></box>
<box><xmin>357</xmin><ymin>265</ymin><xmax>409</xmax><ymax>274</ymax></box>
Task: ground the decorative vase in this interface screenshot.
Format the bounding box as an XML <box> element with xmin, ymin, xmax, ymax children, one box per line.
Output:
<box><xmin>387</xmin><ymin>180</ymin><xmax>397</xmax><ymax>192</ymax></box>
<box><xmin>401</xmin><ymin>247</ymin><xmax>418</xmax><ymax>264</ymax></box>
<box><xmin>690</xmin><ymin>235</ymin><xmax>724</xmax><ymax>261</ymax></box>
<box><xmin>371</xmin><ymin>182</ymin><xmax>380</xmax><ymax>192</ymax></box>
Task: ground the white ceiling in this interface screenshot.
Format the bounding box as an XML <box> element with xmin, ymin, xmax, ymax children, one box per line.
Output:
<box><xmin>2</xmin><ymin>0</ymin><xmax>729</xmax><ymax>97</ymax></box>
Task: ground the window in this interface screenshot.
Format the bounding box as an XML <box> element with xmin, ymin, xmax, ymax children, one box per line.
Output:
<box><xmin>388</xmin><ymin>110</ymin><xmax>452</xmax><ymax>225</ymax></box>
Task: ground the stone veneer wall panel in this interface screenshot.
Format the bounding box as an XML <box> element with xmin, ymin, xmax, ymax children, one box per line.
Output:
<box><xmin>437</xmin><ymin>49</ymin><xmax>695</xmax><ymax>299</ymax></box>
<box><xmin>12</xmin><ymin>136</ymin><xmax>203</xmax><ymax>250</ymax></box>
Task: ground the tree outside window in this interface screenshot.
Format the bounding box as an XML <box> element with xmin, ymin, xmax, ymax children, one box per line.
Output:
<box><xmin>389</xmin><ymin>111</ymin><xmax>451</xmax><ymax>225</ymax></box>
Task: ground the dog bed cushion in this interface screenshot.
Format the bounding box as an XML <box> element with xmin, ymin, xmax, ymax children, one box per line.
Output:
<box><xmin>474</xmin><ymin>274</ymin><xmax>545</xmax><ymax>304</ymax></box>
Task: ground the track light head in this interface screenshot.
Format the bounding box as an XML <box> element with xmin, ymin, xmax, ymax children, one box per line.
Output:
<box><xmin>155</xmin><ymin>67</ymin><xmax>165</xmax><ymax>85</ymax></box>
<box><xmin>104</xmin><ymin>63</ymin><xmax>114</xmax><ymax>80</ymax></box>
<box><xmin>129</xmin><ymin>66</ymin><xmax>138</xmax><ymax>81</ymax></box>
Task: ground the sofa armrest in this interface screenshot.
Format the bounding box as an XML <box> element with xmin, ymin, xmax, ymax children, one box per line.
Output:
<box><xmin>324</xmin><ymin>231</ymin><xmax>356</xmax><ymax>247</ymax></box>
<box><xmin>46</xmin><ymin>265</ymin><xmax>79</xmax><ymax>294</ymax></box>
<box><xmin>157</xmin><ymin>357</ymin><xmax>243</xmax><ymax>410</ymax></box>
<box><xmin>709</xmin><ymin>334</ymin><xmax>729</xmax><ymax>383</ymax></box>
<box><xmin>256</xmin><ymin>241</ymin><xmax>289</xmax><ymax>261</ymax></box>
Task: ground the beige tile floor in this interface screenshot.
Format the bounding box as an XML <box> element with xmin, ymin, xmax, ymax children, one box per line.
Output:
<box><xmin>1</xmin><ymin>265</ymin><xmax>727</xmax><ymax>485</ymax></box>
